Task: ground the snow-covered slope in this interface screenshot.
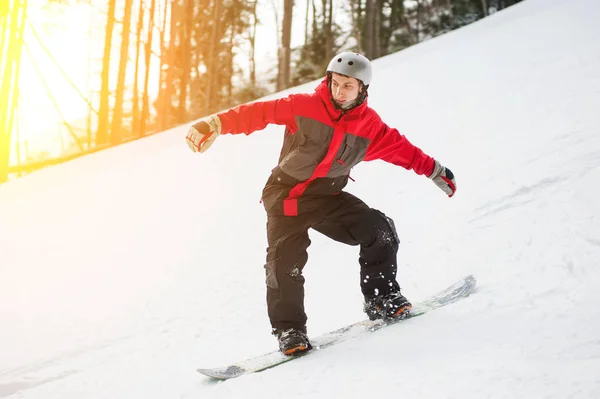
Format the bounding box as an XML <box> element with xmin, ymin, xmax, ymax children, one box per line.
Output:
<box><xmin>1</xmin><ymin>0</ymin><xmax>600</xmax><ymax>397</ymax></box>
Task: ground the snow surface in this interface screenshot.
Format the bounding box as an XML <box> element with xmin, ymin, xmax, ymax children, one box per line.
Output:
<box><xmin>2</xmin><ymin>0</ymin><xmax>600</xmax><ymax>397</ymax></box>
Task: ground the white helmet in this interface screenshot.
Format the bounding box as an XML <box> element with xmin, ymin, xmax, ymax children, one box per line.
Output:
<box><xmin>326</xmin><ymin>52</ymin><xmax>372</xmax><ymax>86</ymax></box>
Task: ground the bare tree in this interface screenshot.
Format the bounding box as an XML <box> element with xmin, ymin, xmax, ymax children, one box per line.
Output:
<box><xmin>132</xmin><ymin>0</ymin><xmax>145</xmax><ymax>137</ymax></box>
<box><xmin>416</xmin><ymin>0</ymin><xmax>421</xmax><ymax>43</ymax></box>
<box><xmin>111</xmin><ymin>0</ymin><xmax>134</xmax><ymax>144</ymax></box>
<box><xmin>481</xmin><ymin>0</ymin><xmax>488</xmax><ymax>16</ymax></box>
<box><xmin>374</xmin><ymin>0</ymin><xmax>382</xmax><ymax>57</ymax></box>
<box><xmin>249</xmin><ymin>0</ymin><xmax>258</xmax><ymax>85</ymax></box>
<box><xmin>280</xmin><ymin>0</ymin><xmax>293</xmax><ymax>89</ymax></box>
<box><xmin>226</xmin><ymin>14</ymin><xmax>235</xmax><ymax>98</ymax></box>
<box><xmin>140</xmin><ymin>0</ymin><xmax>156</xmax><ymax>137</ymax></box>
<box><xmin>156</xmin><ymin>0</ymin><xmax>169</xmax><ymax>130</ymax></box>
<box><xmin>0</xmin><ymin>0</ymin><xmax>27</xmax><ymax>183</ymax></box>
<box><xmin>205</xmin><ymin>0</ymin><xmax>221</xmax><ymax>113</ymax></box>
<box><xmin>325</xmin><ymin>0</ymin><xmax>333</xmax><ymax>61</ymax></box>
<box><xmin>364</xmin><ymin>0</ymin><xmax>375</xmax><ymax>58</ymax></box>
<box><xmin>303</xmin><ymin>0</ymin><xmax>309</xmax><ymax>46</ymax></box>
<box><xmin>178</xmin><ymin>0</ymin><xmax>194</xmax><ymax>122</ymax></box>
<box><xmin>271</xmin><ymin>0</ymin><xmax>282</xmax><ymax>89</ymax></box>
<box><xmin>96</xmin><ymin>0</ymin><xmax>117</xmax><ymax>145</ymax></box>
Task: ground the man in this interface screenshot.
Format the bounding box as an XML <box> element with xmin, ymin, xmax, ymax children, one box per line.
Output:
<box><xmin>186</xmin><ymin>52</ymin><xmax>456</xmax><ymax>356</ymax></box>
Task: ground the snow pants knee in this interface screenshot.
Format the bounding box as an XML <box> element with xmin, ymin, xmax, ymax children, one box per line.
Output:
<box><xmin>264</xmin><ymin>192</ymin><xmax>401</xmax><ymax>331</ymax></box>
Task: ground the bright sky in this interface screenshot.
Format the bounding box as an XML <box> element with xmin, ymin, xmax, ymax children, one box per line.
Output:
<box><xmin>1</xmin><ymin>0</ymin><xmax>600</xmax><ymax>397</ymax></box>
<box><xmin>18</xmin><ymin>1</ymin><xmax>110</xmax><ymax>157</ymax></box>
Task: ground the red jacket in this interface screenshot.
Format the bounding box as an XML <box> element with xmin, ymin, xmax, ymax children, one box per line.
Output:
<box><xmin>217</xmin><ymin>78</ymin><xmax>435</xmax><ymax>216</ymax></box>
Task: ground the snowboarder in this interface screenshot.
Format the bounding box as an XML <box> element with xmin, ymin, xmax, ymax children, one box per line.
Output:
<box><xmin>186</xmin><ymin>52</ymin><xmax>457</xmax><ymax>356</ymax></box>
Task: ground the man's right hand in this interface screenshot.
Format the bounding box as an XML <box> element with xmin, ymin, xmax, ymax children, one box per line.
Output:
<box><xmin>429</xmin><ymin>160</ymin><xmax>457</xmax><ymax>197</ymax></box>
<box><xmin>186</xmin><ymin>115</ymin><xmax>222</xmax><ymax>153</ymax></box>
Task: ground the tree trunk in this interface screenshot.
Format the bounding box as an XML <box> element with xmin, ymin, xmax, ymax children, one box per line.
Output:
<box><xmin>364</xmin><ymin>0</ymin><xmax>375</xmax><ymax>59</ymax></box>
<box><xmin>402</xmin><ymin>12</ymin><xmax>414</xmax><ymax>45</ymax></box>
<box><xmin>350</xmin><ymin>0</ymin><xmax>362</xmax><ymax>54</ymax></box>
<box><xmin>0</xmin><ymin>2</ymin><xmax>14</xmax><ymax>182</ymax></box>
<box><xmin>111</xmin><ymin>0</ymin><xmax>134</xmax><ymax>144</ymax></box>
<box><xmin>156</xmin><ymin>0</ymin><xmax>169</xmax><ymax>130</ymax></box>
<box><xmin>249</xmin><ymin>0</ymin><xmax>258</xmax><ymax>85</ymax></box>
<box><xmin>311</xmin><ymin>0</ymin><xmax>317</xmax><ymax>38</ymax></box>
<box><xmin>273</xmin><ymin>0</ymin><xmax>282</xmax><ymax>91</ymax></box>
<box><xmin>160</xmin><ymin>0</ymin><xmax>177</xmax><ymax>129</ymax></box>
<box><xmin>280</xmin><ymin>0</ymin><xmax>293</xmax><ymax>89</ymax></box>
<box><xmin>205</xmin><ymin>0</ymin><xmax>221</xmax><ymax>113</ymax></box>
<box><xmin>303</xmin><ymin>0</ymin><xmax>309</xmax><ymax>46</ymax></box>
<box><xmin>179</xmin><ymin>0</ymin><xmax>193</xmax><ymax>122</ymax></box>
<box><xmin>96</xmin><ymin>0</ymin><xmax>117</xmax><ymax>145</ymax></box>
<box><xmin>227</xmin><ymin>22</ymin><xmax>234</xmax><ymax>98</ymax></box>
<box><xmin>140</xmin><ymin>0</ymin><xmax>156</xmax><ymax>137</ymax></box>
<box><xmin>0</xmin><ymin>3</ymin><xmax>10</xmax><ymax>67</ymax></box>
<box><xmin>481</xmin><ymin>0</ymin><xmax>488</xmax><ymax>16</ymax></box>
<box><xmin>0</xmin><ymin>0</ymin><xmax>26</xmax><ymax>184</ymax></box>
<box><xmin>6</xmin><ymin>0</ymin><xmax>26</xmax><ymax>150</ymax></box>
<box><xmin>373</xmin><ymin>0</ymin><xmax>381</xmax><ymax>58</ymax></box>
<box><xmin>416</xmin><ymin>0</ymin><xmax>421</xmax><ymax>43</ymax></box>
<box><xmin>325</xmin><ymin>0</ymin><xmax>333</xmax><ymax>61</ymax></box>
<box><xmin>357</xmin><ymin>0</ymin><xmax>365</xmax><ymax>53</ymax></box>
<box><xmin>132</xmin><ymin>0</ymin><xmax>145</xmax><ymax>137</ymax></box>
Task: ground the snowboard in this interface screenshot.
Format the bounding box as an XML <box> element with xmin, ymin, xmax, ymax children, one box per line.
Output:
<box><xmin>197</xmin><ymin>274</ymin><xmax>477</xmax><ymax>381</ymax></box>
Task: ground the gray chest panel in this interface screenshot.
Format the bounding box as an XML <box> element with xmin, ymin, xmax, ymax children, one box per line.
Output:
<box><xmin>278</xmin><ymin>116</ymin><xmax>370</xmax><ymax>181</ymax></box>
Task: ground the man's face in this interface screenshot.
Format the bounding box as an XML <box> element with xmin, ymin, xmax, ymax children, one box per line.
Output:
<box><xmin>330</xmin><ymin>73</ymin><xmax>361</xmax><ymax>106</ymax></box>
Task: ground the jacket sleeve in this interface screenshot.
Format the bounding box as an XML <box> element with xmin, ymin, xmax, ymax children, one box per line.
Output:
<box><xmin>216</xmin><ymin>95</ymin><xmax>297</xmax><ymax>135</ymax></box>
<box><xmin>364</xmin><ymin>118</ymin><xmax>435</xmax><ymax>177</ymax></box>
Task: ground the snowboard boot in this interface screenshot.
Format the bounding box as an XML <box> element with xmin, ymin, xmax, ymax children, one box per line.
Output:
<box><xmin>273</xmin><ymin>328</ymin><xmax>312</xmax><ymax>356</ymax></box>
<box><xmin>364</xmin><ymin>290</ymin><xmax>412</xmax><ymax>321</ymax></box>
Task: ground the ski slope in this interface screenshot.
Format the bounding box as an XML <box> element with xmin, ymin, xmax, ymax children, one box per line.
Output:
<box><xmin>1</xmin><ymin>0</ymin><xmax>600</xmax><ymax>397</ymax></box>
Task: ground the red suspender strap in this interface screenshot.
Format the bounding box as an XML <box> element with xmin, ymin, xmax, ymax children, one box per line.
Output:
<box><xmin>283</xmin><ymin>123</ymin><xmax>347</xmax><ymax>216</ymax></box>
